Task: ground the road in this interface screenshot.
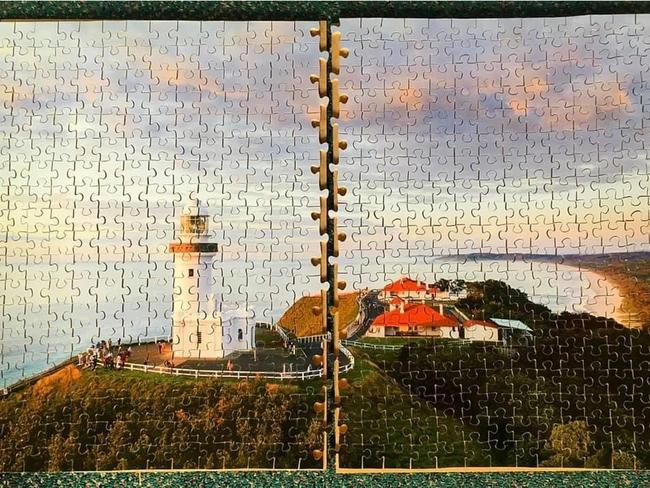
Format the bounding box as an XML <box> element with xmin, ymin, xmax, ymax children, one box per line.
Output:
<box><xmin>348</xmin><ymin>290</ymin><xmax>384</xmax><ymax>340</ymax></box>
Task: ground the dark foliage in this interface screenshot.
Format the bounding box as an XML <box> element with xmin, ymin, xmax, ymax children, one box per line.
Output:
<box><xmin>393</xmin><ymin>281</ymin><xmax>648</xmax><ymax>468</ymax></box>
<box><xmin>0</xmin><ymin>371</ymin><xmax>321</xmax><ymax>471</ymax></box>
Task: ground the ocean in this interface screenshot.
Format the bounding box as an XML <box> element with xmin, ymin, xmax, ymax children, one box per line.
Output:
<box><xmin>0</xmin><ymin>254</ymin><xmax>627</xmax><ymax>388</ymax></box>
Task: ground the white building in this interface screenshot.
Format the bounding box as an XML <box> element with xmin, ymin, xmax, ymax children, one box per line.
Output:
<box><xmin>168</xmin><ymin>200</ymin><xmax>255</xmax><ymax>358</ymax></box>
<box><xmin>461</xmin><ymin>320</ymin><xmax>499</xmax><ymax>342</ymax></box>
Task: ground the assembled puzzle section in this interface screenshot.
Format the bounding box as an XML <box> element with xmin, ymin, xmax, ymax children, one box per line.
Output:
<box><xmin>336</xmin><ymin>16</ymin><xmax>650</xmax><ymax>470</ymax></box>
<box><xmin>0</xmin><ymin>20</ymin><xmax>326</xmax><ymax>470</ymax></box>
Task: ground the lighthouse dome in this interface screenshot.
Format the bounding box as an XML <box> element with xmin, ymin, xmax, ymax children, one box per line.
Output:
<box><xmin>182</xmin><ymin>197</ymin><xmax>205</xmax><ymax>216</ymax></box>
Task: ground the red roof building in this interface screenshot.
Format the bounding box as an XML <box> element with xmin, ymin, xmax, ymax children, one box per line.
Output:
<box><xmin>367</xmin><ymin>303</ymin><xmax>459</xmax><ymax>337</ymax></box>
<box><xmin>383</xmin><ymin>277</ymin><xmax>427</xmax><ymax>293</ymax></box>
<box><xmin>379</xmin><ymin>277</ymin><xmax>432</xmax><ymax>301</ymax></box>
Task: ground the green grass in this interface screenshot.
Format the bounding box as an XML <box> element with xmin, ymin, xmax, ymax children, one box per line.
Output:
<box><xmin>92</xmin><ymin>367</ymin><xmax>197</xmax><ymax>385</ymax></box>
<box><xmin>255</xmin><ymin>326</ymin><xmax>285</xmax><ymax>348</ymax></box>
<box><xmin>358</xmin><ymin>336</ymin><xmax>426</xmax><ymax>346</ymax></box>
<box><xmin>340</xmin><ymin>349</ymin><xmax>487</xmax><ymax>469</ymax></box>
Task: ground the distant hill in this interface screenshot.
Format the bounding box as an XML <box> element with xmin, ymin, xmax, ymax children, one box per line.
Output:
<box><xmin>456</xmin><ymin>251</ymin><xmax>650</xmax><ymax>263</ymax></box>
<box><xmin>278</xmin><ymin>292</ymin><xmax>360</xmax><ymax>338</ymax></box>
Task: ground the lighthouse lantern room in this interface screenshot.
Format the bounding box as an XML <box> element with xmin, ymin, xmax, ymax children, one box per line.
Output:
<box><xmin>168</xmin><ymin>200</ymin><xmax>255</xmax><ymax>358</ymax></box>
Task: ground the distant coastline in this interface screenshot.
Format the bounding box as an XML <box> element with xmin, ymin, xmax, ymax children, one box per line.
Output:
<box><xmin>451</xmin><ymin>251</ymin><xmax>650</xmax><ymax>328</ymax></box>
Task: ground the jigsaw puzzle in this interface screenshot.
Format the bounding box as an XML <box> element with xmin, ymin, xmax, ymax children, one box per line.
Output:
<box><xmin>335</xmin><ymin>15</ymin><xmax>650</xmax><ymax>470</ymax></box>
<box><xmin>0</xmin><ymin>20</ymin><xmax>326</xmax><ymax>471</ymax></box>
<box><xmin>2</xmin><ymin>12</ymin><xmax>650</xmax><ymax>475</ymax></box>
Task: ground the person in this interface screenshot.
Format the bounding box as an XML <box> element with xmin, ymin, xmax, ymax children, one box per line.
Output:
<box><xmin>158</xmin><ymin>343</ymin><xmax>163</xmax><ymax>355</ymax></box>
<box><xmin>77</xmin><ymin>353</ymin><xmax>83</xmax><ymax>366</ymax></box>
<box><xmin>127</xmin><ymin>346</ymin><xmax>132</xmax><ymax>359</ymax></box>
<box><xmin>108</xmin><ymin>339</ymin><xmax>112</xmax><ymax>350</ymax></box>
<box><xmin>92</xmin><ymin>354</ymin><xmax>98</xmax><ymax>371</ymax></box>
<box><xmin>226</xmin><ymin>360</ymin><xmax>233</xmax><ymax>372</ymax></box>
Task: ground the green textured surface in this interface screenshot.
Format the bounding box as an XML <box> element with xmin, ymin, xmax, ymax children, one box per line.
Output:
<box><xmin>1</xmin><ymin>471</ymin><xmax>650</xmax><ymax>488</ymax></box>
<box><xmin>2</xmin><ymin>1</ymin><xmax>650</xmax><ymax>20</ymax></box>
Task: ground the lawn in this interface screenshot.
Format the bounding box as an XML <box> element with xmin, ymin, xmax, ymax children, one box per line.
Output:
<box><xmin>339</xmin><ymin>348</ymin><xmax>487</xmax><ymax>469</ymax></box>
<box><xmin>278</xmin><ymin>292</ymin><xmax>359</xmax><ymax>337</ymax></box>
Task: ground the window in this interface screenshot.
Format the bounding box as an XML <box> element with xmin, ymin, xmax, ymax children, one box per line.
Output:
<box><xmin>188</xmin><ymin>269</ymin><xmax>194</xmax><ymax>277</ymax></box>
<box><xmin>238</xmin><ymin>329</ymin><xmax>243</xmax><ymax>341</ymax></box>
<box><xmin>181</xmin><ymin>215</ymin><xmax>208</xmax><ymax>234</ymax></box>
<box><xmin>197</xmin><ymin>331</ymin><xmax>202</xmax><ymax>344</ymax></box>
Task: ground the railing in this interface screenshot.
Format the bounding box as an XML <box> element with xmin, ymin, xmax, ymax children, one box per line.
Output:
<box><xmin>339</xmin><ymin>344</ymin><xmax>355</xmax><ymax>373</ymax></box>
<box><xmin>5</xmin><ymin>324</ymin><xmax>356</xmax><ymax>393</ymax></box>
<box><xmin>2</xmin><ymin>357</ymin><xmax>76</xmax><ymax>396</ymax></box>
<box><xmin>119</xmin><ymin>361</ymin><xmax>324</xmax><ymax>381</ymax></box>
<box><xmin>294</xmin><ymin>333</ymin><xmax>328</xmax><ymax>344</ymax></box>
<box><xmin>341</xmin><ymin>339</ymin><xmax>405</xmax><ymax>351</ymax></box>
<box><xmin>259</xmin><ymin>321</ymin><xmax>329</xmax><ymax>345</ymax></box>
<box><xmin>136</xmin><ymin>335</ymin><xmax>172</xmax><ymax>345</ymax></box>
<box><xmin>257</xmin><ymin>321</ymin><xmax>291</xmax><ymax>343</ymax></box>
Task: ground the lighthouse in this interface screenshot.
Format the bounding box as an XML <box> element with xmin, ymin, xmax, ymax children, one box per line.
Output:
<box><xmin>168</xmin><ymin>200</ymin><xmax>255</xmax><ymax>359</ymax></box>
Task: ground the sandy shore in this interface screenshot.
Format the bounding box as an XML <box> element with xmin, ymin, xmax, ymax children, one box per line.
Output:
<box><xmin>551</xmin><ymin>258</ymin><xmax>648</xmax><ymax>328</ymax></box>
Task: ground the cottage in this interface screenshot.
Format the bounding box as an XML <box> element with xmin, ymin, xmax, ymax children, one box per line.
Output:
<box><xmin>366</xmin><ymin>303</ymin><xmax>460</xmax><ymax>338</ymax></box>
<box><xmin>378</xmin><ymin>277</ymin><xmax>433</xmax><ymax>302</ymax></box>
<box><xmin>461</xmin><ymin>320</ymin><xmax>499</xmax><ymax>342</ymax></box>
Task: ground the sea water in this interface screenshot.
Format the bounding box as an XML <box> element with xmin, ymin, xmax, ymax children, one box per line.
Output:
<box><xmin>0</xmin><ymin>255</ymin><xmax>626</xmax><ymax>388</ymax></box>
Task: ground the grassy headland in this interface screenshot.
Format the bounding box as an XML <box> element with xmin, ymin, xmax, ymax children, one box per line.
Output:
<box><xmin>278</xmin><ymin>292</ymin><xmax>359</xmax><ymax>337</ymax></box>
<box><xmin>341</xmin><ymin>279</ymin><xmax>650</xmax><ymax>469</ymax></box>
<box><xmin>0</xmin><ymin>365</ymin><xmax>321</xmax><ymax>471</ymax></box>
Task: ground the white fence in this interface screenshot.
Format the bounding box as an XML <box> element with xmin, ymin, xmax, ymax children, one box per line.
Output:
<box><xmin>118</xmin><ymin>326</ymin><xmax>354</xmax><ymax>381</ymax></box>
<box><xmin>136</xmin><ymin>335</ymin><xmax>172</xmax><ymax>345</ymax></box>
<box><xmin>119</xmin><ymin>361</ymin><xmax>324</xmax><ymax>381</ymax></box>
<box><xmin>339</xmin><ymin>344</ymin><xmax>355</xmax><ymax>373</ymax></box>
<box><xmin>341</xmin><ymin>339</ymin><xmax>405</xmax><ymax>351</ymax></box>
<box><xmin>7</xmin><ymin>324</ymin><xmax>356</xmax><ymax>392</ymax></box>
<box><xmin>295</xmin><ymin>333</ymin><xmax>328</xmax><ymax>344</ymax></box>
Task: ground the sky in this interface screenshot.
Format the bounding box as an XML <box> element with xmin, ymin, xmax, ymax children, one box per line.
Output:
<box><xmin>338</xmin><ymin>16</ymin><xmax>650</xmax><ymax>267</ymax></box>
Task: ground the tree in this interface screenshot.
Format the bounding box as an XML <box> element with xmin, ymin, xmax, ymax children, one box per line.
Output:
<box><xmin>542</xmin><ymin>421</ymin><xmax>592</xmax><ymax>467</ymax></box>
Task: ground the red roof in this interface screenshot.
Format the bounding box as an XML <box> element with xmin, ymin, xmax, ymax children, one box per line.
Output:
<box><xmin>464</xmin><ymin>320</ymin><xmax>497</xmax><ymax>328</ymax></box>
<box><xmin>372</xmin><ymin>304</ymin><xmax>458</xmax><ymax>328</ymax></box>
<box><xmin>383</xmin><ymin>277</ymin><xmax>427</xmax><ymax>293</ymax></box>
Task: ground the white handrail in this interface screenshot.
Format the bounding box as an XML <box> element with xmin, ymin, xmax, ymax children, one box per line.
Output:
<box><xmin>341</xmin><ymin>339</ymin><xmax>405</xmax><ymax>351</ymax></box>
<box><xmin>79</xmin><ymin>325</ymin><xmax>358</xmax><ymax>383</ymax></box>
<box><xmin>119</xmin><ymin>361</ymin><xmax>324</xmax><ymax>380</ymax></box>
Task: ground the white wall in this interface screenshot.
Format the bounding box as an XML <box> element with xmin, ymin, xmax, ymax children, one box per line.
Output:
<box><xmin>464</xmin><ymin>325</ymin><xmax>499</xmax><ymax>342</ymax></box>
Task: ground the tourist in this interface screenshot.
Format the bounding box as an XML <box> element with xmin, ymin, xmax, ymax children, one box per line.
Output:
<box><xmin>77</xmin><ymin>354</ymin><xmax>83</xmax><ymax>366</ymax></box>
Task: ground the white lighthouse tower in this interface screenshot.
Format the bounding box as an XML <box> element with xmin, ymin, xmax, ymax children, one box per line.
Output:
<box><xmin>169</xmin><ymin>200</ymin><xmax>255</xmax><ymax>359</ymax></box>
